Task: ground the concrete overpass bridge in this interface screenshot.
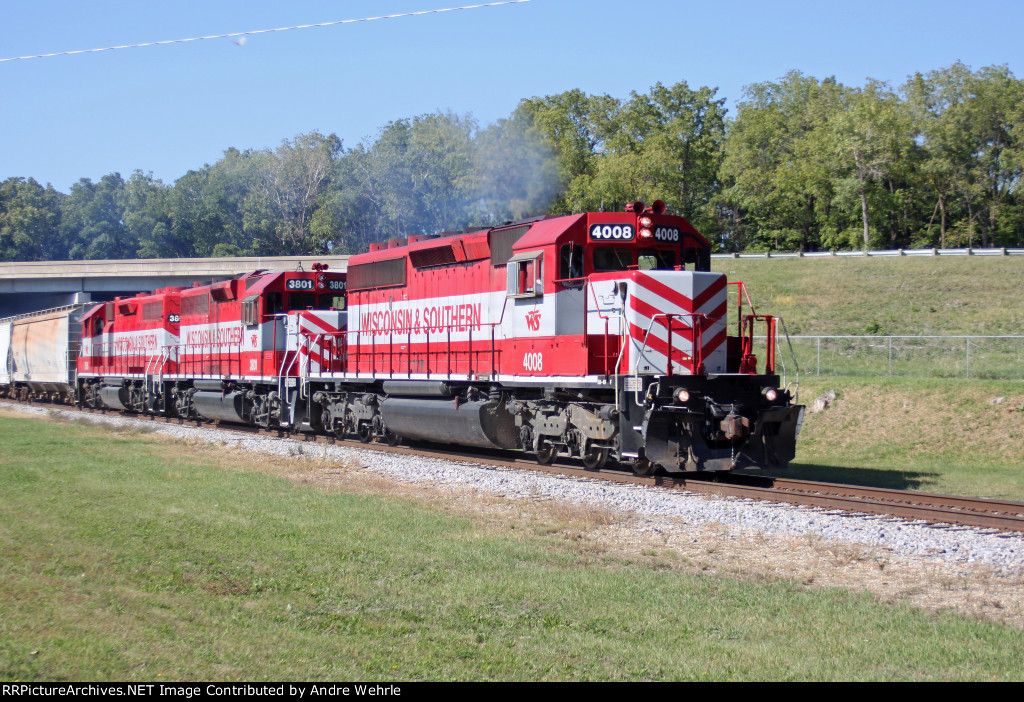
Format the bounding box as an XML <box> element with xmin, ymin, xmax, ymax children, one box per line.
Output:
<box><xmin>0</xmin><ymin>255</ymin><xmax>350</xmax><ymax>317</ymax></box>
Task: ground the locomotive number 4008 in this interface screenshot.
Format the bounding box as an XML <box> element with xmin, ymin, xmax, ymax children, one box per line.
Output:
<box><xmin>653</xmin><ymin>226</ymin><xmax>681</xmax><ymax>242</ymax></box>
<box><xmin>523</xmin><ymin>352</ymin><xmax>544</xmax><ymax>372</ymax></box>
<box><xmin>589</xmin><ymin>224</ymin><xmax>635</xmax><ymax>241</ymax></box>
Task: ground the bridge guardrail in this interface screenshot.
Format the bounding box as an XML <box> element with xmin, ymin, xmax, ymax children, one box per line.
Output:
<box><xmin>715</xmin><ymin>247</ymin><xmax>1024</xmax><ymax>259</ymax></box>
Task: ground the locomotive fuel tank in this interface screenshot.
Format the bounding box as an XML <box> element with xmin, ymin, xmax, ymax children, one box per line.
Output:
<box><xmin>379</xmin><ymin>396</ymin><xmax>518</xmax><ymax>449</ymax></box>
<box><xmin>192</xmin><ymin>390</ymin><xmax>248</xmax><ymax>423</ymax></box>
<box><xmin>98</xmin><ymin>384</ymin><xmax>129</xmax><ymax>411</ymax></box>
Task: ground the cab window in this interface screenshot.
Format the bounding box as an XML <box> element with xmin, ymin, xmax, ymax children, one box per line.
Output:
<box><xmin>593</xmin><ymin>247</ymin><xmax>633</xmax><ymax>272</ymax></box>
<box><xmin>682</xmin><ymin>242</ymin><xmax>710</xmax><ymax>271</ymax></box>
<box><xmin>288</xmin><ymin>293</ymin><xmax>316</xmax><ymax>310</ymax></box>
<box><xmin>638</xmin><ymin>249</ymin><xmax>677</xmax><ymax>270</ymax></box>
<box><xmin>265</xmin><ymin>292</ymin><xmax>284</xmax><ymax>315</ymax></box>
<box><xmin>318</xmin><ymin>294</ymin><xmax>346</xmax><ymax>310</ymax></box>
<box><xmin>559</xmin><ymin>243</ymin><xmax>584</xmax><ymax>280</ymax></box>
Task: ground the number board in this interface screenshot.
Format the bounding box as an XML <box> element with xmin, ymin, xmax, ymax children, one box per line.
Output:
<box><xmin>653</xmin><ymin>226</ymin><xmax>682</xmax><ymax>242</ymax></box>
<box><xmin>327</xmin><ymin>279</ymin><xmax>346</xmax><ymax>291</ymax></box>
<box><xmin>589</xmin><ymin>223</ymin><xmax>635</xmax><ymax>241</ymax></box>
<box><xmin>286</xmin><ymin>278</ymin><xmax>314</xmax><ymax>291</ymax></box>
<box><xmin>167</xmin><ymin>313</ymin><xmax>181</xmax><ymax>324</ymax></box>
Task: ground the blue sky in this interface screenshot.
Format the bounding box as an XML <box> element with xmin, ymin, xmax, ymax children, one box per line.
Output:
<box><xmin>2</xmin><ymin>0</ymin><xmax>1022</xmax><ymax>192</ymax></box>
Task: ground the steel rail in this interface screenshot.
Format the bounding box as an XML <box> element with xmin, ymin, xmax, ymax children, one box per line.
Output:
<box><xmin>682</xmin><ymin>475</ymin><xmax>1024</xmax><ymax>533</ymax></box>
<box><xmin>7</xmin><ymin>398</ymin><xmax>1024</xmax><ymax>534</ymax></box>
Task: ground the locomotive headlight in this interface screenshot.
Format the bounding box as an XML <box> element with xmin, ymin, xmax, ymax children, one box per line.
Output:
<box><xmin>762</xmin><ymin>387</ymin><xmax>779</xmax><ymax>402</ymax></box>
<box><xmin>640</xmin><ymin>228</ymin><xmax>653</xmax><ymax>239</ymax></box>
<box><xmin>675</xmin><ymin>388</ymin><xmax>690</xmax><ymax>403</ymax></box>
<box><xmin>639</xmin><ymin>216</ymin><xmax>652</xmax><ymax>228</ymax></box>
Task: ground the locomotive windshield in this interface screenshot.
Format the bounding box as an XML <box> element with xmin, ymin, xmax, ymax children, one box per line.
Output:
<box><xmin>638</xmin><ymin>249</ymin><xmax>677</xmax><ymax>270</ymax></box>
<box><xmin>593</xmin><ymin>246</ymin><xmax>679</xmax><ymax>272</ymax></box>
<box><xmin>593</xmin><ymin>247</ymin><xmax>633</xmax><ymax>272</ymax></box>
<box><xmin>287</xmin><ymin>293</ymin><xmax>347</xmax><ymax>311</ymax></box>
<box><xmin>318</xmin><ymin>294</ymin><xmax>346</xmax><ymax>310</ymax></box>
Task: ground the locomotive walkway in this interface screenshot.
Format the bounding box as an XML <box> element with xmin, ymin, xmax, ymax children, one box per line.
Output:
<box><xmin>0</xmin><ymin>254</ymin><xmax>350</xmax><ymax>316</ymax></box>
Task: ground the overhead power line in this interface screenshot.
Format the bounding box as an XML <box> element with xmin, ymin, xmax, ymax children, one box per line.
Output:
<box><xmin>0</xmin><ymin>1</ymin><xmax>532</xmax><ymax>63</ymax></box>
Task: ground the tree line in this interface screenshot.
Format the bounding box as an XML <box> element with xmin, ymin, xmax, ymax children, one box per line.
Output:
<box><xmin>1</xmin><ymin>62</ymin><xmax>1021</xmax><ymax>261</ymax></box>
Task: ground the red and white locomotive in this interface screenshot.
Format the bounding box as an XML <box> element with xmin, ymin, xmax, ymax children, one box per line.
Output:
<box><xmin>304</xmin><ymin>201</ymin><xmax>803</xmax><ymax>474</ymax></box>
<box><xmin>5</xmin><ymin>203</ymin><xmax>803</xmax><ymax>475</ymax></box>
<box><xmin>76</xmin><ymin>266</ymin><xmax>347</xmax><ymax>427</ymax></box>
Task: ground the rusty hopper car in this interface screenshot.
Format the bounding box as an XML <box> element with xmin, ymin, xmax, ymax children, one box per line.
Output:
<box><xmin>0</xmin><ymin>305</ymin><xmax>90</xmax><ymax>403</ymax></box>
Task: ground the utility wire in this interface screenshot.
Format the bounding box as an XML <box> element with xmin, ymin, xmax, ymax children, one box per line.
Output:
<box><xmin>0</xmin><ymin>1</ymin><xmax>532</xmax><ymax>63</ymax></box>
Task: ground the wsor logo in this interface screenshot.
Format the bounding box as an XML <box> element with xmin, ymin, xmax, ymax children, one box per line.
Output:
<box><xmin>525</xmin><ymin>309</ymin><xmax>541</xmax><ymax>331</ymax></box>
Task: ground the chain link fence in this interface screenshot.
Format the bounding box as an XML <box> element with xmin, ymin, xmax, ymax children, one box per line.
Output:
<box><xmin>777</xmin><ymin>335</ymin><xmax>1024</xmax><ymax>379</ymax></box>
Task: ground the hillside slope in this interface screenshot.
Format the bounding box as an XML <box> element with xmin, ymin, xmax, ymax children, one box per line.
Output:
<box><xmin>712</xmin><ymin>256</ymin><xmax>1024</xmax><ymax>336</ymax></box>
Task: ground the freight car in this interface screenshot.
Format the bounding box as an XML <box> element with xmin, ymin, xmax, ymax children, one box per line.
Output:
<box><xmin>0</xmin><ymin>304</ymin><xmax>89</xmax><ymax>403</ymax></box>
<box><xmin>3</xmin><ymin>204</ymin><xmax>803</xmax><ymax>476</ymax></box>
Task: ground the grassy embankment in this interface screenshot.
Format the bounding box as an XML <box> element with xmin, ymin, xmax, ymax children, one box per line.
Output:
<box><xmin>2</xmin><ymin>413</ymin><xmax>1023</xmax><ymax>681</ymax></box>
<box><xmin>771</xmin><ymin>376</ymin><xmax>1024</xmax><ymax>499</ymax></box>
<box><xmin>711</xmin><ymin>255</ymin><xmax>1024</xmax><ymax>337</ymax></box>
<box><xmin>715</xmin><ymin>255</ymin><xmax>1024</xmax><ymax>378</ymax></box>
<box><xmin>710</xmin><ymin>256</ymin><xmax>1024</xmax><ymax>499</ymax></box>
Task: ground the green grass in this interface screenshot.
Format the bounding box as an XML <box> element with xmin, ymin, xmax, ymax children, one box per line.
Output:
<box><xmin>2</xmin><ymin>414</ymin><xmax>1024</xmax><ymax>681</ymax></box>
<box><xmin>782</xmin><ymin>335</ymin><xmax>1024</xmax><ymax>380</ymax></box>
<box><xmin>709</xmin><ymin>256</ymin><xmax>1024</xmax><ymax>496</ymax></box>
<box><xmin>751</xmin><ymin>377</ymin><xmax>1024</xmax><ymax>500</ymax></box>
<box><xmin>712</xmin><ymin>256</ymin><xmax>1024</xmax><ymax>336</ymax></box>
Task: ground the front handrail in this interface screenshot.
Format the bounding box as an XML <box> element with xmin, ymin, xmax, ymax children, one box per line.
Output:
<box><xmin>632</xmin><ymin>312</ymin><xmax>706</xmax><ymax>406</ymax></box>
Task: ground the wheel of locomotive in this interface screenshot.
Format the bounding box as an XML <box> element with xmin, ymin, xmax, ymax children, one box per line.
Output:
<box><xmin>323</xmin><ymin>409</ymin><xmax>346</xmax><ymax>440</ymax></box>
<box><xmin>384</xmin><ymin>429</ymin><xmax>401</xmax><ymax>447</ymax></box>
<box><xmin>582</xmin><ymin>447</ymin><xmax>609</xmax><ymax>471</ymax></box>
<box><xmin>535</xmin><ymin>441</ymin><xmax>557</xmax><ymax>465</ymax></box>
<box><xmin>357</xmin><ymin>423</ymin><xmax>373</xmax><ymax>444</ymax></box>
<box><xmin>631</xmin><ymin>457</ymin><xmax>656</xmax><ymax>477</ymax></box>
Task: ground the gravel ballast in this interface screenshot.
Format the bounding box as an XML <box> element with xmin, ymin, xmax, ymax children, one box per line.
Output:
<box><xmin>6</xmin><ymin>401</ymin><xmax>1023</xmax><ymax>576</ymax></box>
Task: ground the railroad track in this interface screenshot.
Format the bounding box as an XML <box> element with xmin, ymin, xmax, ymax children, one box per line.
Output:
<box><xmin>680</xmin><ymin>475</ymin><xmax>1024</xmax><ymax>533</ymax></box>
<box><xmin>9</xmin><ymin>399</ymin><xmax>1024</xmax><ymax>534</ymax></box>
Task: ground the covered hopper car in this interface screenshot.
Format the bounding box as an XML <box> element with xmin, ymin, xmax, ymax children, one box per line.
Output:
<box><xmin>0</xmin><ymin>304</ymin><xmax>89</xmax><ymax>403</ymax></box>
